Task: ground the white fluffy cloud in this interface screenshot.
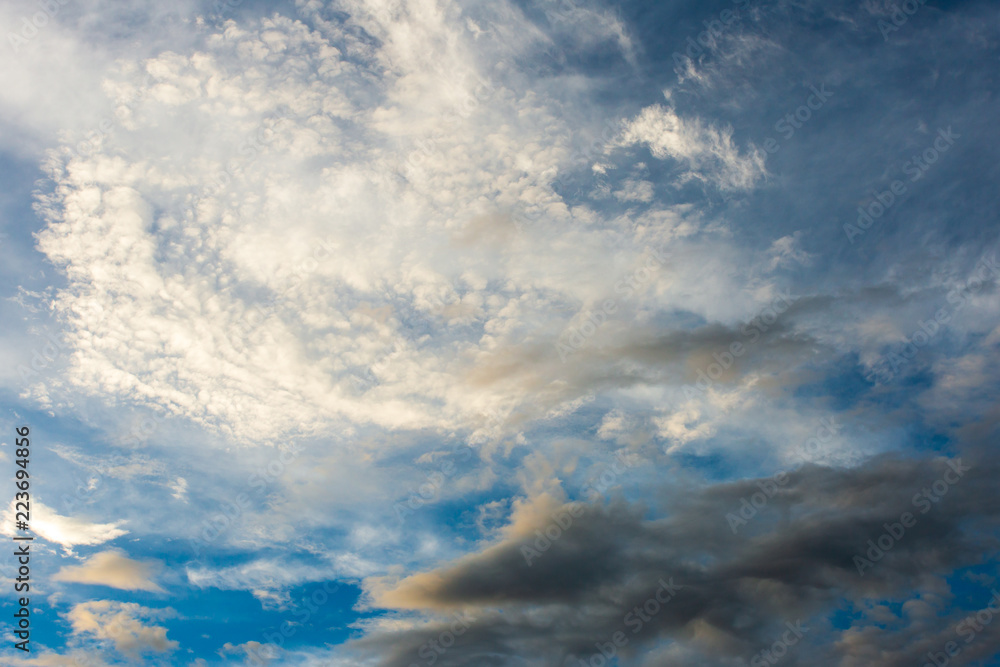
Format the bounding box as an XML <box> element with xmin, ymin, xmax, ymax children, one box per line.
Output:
<box><xmin>65</xmin><ymin>600</ymin><xmax>178</xmax><ymax>658</ymax></box>
<box><xmin>29</xmin><ymin>2</ymin><xmax>772</xmax><ymax>445</ymax></box>
<box><xmin>1</xmin><ymin>500</ymin><xmax>127</xmax><ymax>553</ymax></box>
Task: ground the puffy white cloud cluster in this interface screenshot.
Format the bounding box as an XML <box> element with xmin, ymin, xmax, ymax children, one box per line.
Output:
<box><xmin>29</xmin><ymin>1</ymin><xmax>772</xmax><ymax>444</ymax></box>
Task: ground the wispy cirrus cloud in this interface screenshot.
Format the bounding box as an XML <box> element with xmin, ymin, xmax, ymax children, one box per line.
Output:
<box><xmin>613</xmin><ymin>101</ymin><xmax>768</xmax><ymax>191</ymax></box>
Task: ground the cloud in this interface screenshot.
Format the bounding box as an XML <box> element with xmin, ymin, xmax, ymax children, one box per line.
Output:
<box><xmin>50</xmin><ymin>445</ymin><xmax>167</xmax><ymax>480</ymax></box>
<box><xmin>613</xmin><ymin>177</ymin><xmax>655</xmax><ymax>202</ymax></box>
<box><xmin>19</xmin><ymin>0</ymin><xmax>806</xmax><ymax>459</ymax></box>
<box><xmin>186</xmin><ymin>558</ymin><xmax>346</xmax><ymax>610</ymax></box>
<box><xmin>350</xmin><ymin>445</ymin><xmax>1000</xmax><ymax>665</ymax></box>
<box><xmin>537</xmin><ymin>0</ymin><xmax>638</xmax><ymax>66</ymax></box>
<box><xmin>14</xmin><ymin>652</ymin><xmax>110</xmax><ymax>667</ymax></box>
<box><xmin>221</xmin><ymin>640</ymin><xmax>280</xmax><ymax>665</ymax></box>
<box><xmin>1</xmin><ymin>500</ymin><xmax>127</xmax><ymax>553</ymax></box>
<box><xmin>53</xmin><ymin>549</ymin><xmax>165</xmax><ymax>592</ymax></box>
<box><xmin>28</xmin><ymin>4</ymin><xmax>659</xmax><ymax>442</ymax></box>
<box><xmin>65</xmin><ymin>600</ymin><xmax>178</xmax><ymax>658</ymax></box>
<box><xmin>613</xmin><ymin>102</ymin><xmax>768</xmax><ymax>191</ymax></box>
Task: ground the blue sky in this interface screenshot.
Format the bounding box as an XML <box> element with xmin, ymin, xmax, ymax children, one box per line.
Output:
<box><xmin>1</xmin><ymin>0</ymin><xmax>999</xmax><ymax>665</ymax></box>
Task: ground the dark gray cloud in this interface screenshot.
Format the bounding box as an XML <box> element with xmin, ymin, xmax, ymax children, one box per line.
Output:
<box><xmin>348</xmin><ymin>428</ymin><xmax>1000</xmax><ymax>666</ymax></box>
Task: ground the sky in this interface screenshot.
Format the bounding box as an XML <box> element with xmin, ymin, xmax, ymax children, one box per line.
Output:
<box><xmin>0</xmin><ymin>0</ymin><xmax>999</xmax><ymax>665</ymax></box>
